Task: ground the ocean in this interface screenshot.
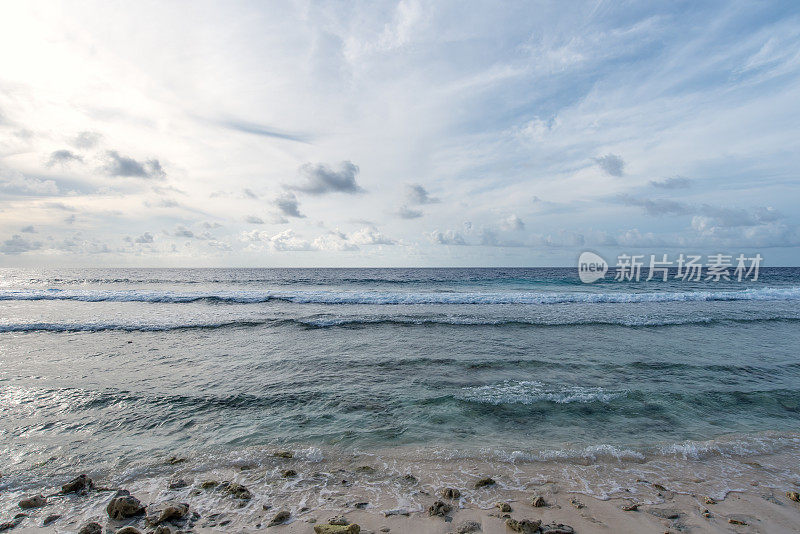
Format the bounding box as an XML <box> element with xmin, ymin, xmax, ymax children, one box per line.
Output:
<box><xmin>2</xmin><ymin>267</ymin><xmax>800</xmax><ymax>518</ymax></box>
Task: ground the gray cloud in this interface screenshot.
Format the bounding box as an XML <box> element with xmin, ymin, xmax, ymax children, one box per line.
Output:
<box><xmin>595</xmin><ymin>154</ymin><xmax>625</xmax><ymax>176</ymax></box>
<box><xmin>20</xmin><ymin>225</ymin><xmax>35</xmax><ymax>233</ymax></box>
<box><xmin>215</xmin><ymin>118</ymin><xmax>310</xmax><ymax>143</ymax></box>
<box><xmin>619</xmin><ymin>194</ymin><xmax>784</xmax><ymax>228</ymax></box>
<box><xmin>405</xmin><ymin>184</ymin><xmax>439</xmax><ymax>205</ymax></box>
<box><xmin>135</xmin><ymin>232</ymin><xmax>154</xmax><ymax>244</ymax></box>
<box><xmin>173</xmin><ymin>225</ymin><xmax>195</xmax><ymax>238</ymax></box>
<box><xmin>288</xmin><ymin>161</ymin><xmax>363</xmax><ymax>195</ymax></box>
<box><xmin>104</xmin><ymin>151</ymin><xmax>166</xmax><ymax>179</ymax></box>
<box><xmin>397</xmin><ymin>206</ymin><xmax>423</xmax><ymax>219</ymax></box>
<box><xmin>1</xmin><ymin>166</ymin><xmax>59</xmax><ymax>196</ymax></box>
<box><xmin>245</xmin><ymin>215</ymin><xmax>265</xmax><ymax>224</ymax></box>
<box><xmin>650</xmin><ymin>176</ymin><xmax>692</xmax><ymax>189</ymax></box>
<box><xmin>274</xmin><ymin>192</ymin><xmax>305</xmax><ymax>218</ymax></box>
<box><xmin>243</xmin><ymin>188</ymin><xmax>258</xmax><ymax>199</ymax></box>
<box><xmin>428</xmin><ymin>229</ymin><xmax>467</xmax><ymax>245</ymax></box>
<box><xmin>47</xmin><ymin>150</ymin><xmax>83</xmax><ymax>167</ymax></box>
<box><xmin>0</xmin><ymin>234</ymin><xmax>42</xmax><ymax>254</ymax></box>
<box><xmin>501</xmin><ymin>214</ymin><xmax>525</xmax><ymax>231</ymax></box>
<box><xmin>72</xmin><ymin>131</ymin><xmax>101</xmax><ymax>149</ymax></box>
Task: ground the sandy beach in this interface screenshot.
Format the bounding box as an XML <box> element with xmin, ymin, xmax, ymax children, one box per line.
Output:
<box><xmin>4</xmin><ymin>440</ymin><xmax>800</xmax><ymax>533</ymax></box>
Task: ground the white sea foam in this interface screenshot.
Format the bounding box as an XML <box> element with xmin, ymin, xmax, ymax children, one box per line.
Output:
<box><xmin>455</xmin><ymin>380</ymin><xmax>626</xmax><ymax>405</ymax></box>
<box><xmin>1</xmin><ymin>285</ymin><xmax>799</xmax><ymax>305</ymax></box>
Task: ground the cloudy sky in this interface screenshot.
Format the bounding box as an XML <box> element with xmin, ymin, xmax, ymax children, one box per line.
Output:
<box><xmin>1</xmin><ymin>0</ymin><xmax>799</xmax><ymax>267</ymax></box>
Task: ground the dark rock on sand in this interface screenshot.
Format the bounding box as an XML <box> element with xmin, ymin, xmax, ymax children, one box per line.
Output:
<box><xmin>168</xmin><ymin>478</ymin><xmax>188</xmax><ymax>489</ymax></box>
<box><xmin>106</xmin><ymin>489</ymin><xmax>145</xmax><ymax>519</ymax></box>
<box><xmin>77</xmin><ymin>522</ymin><xmax>102</xmax><ymax>534</ymax></box>
<box><xmin>570</xmin><ymin>499</ymin><xmax>584</xmax><ymax>509</ymax></box>
<box><xmin>474</xmin><ymin>477</ymin><xmax>495</xmax><ymax>489</ymax></box>
<box><xmin>540</xmin><ymin>524</ymin><xmax>574</xmax><ymax>534</ymax></box>
<box><xmin>620</xmin><ymin>502</ymin><xmax>640</xmax><ymax>511</ymax></box>
<box><xmin>454</xmin><ymin>520</ymin><xmax>481</xmax><ymax>533</ymax></box>
<box><xmin>0</xmin><ymin>514</ymin><xmax>26</xmax><ymax>532</ymax></box>
<box><xmin>356</xmin><ymin>465</ymin><xmax>376</xmax><ymax>473</ymax></box>
<box><xmin>401</xmin><ymin>474</ymin><xmax>417</xmax><ymax>483</ymax></box>
<box><xmin>62</xmin><ymin>474</ymin><xmax>94</xmax><ymax>494</ymax></box>
<box><xmin>329</xmin><ymin>516</ymin><xmax>349</xmax><ymax>525</ymax></box>
<box><xmin>428</xmin><ymin>500</ymin><xmax>452</xmax><ymax>517</ymax></box>
<box><xmin>383</xmin><ymin>509</ymin><xmax>409</xmax><ymax>517</ymax></box>
<box><xmin>222</xmin><ymin>482</ymin><xmax>252</xmax><ymax>499</ymax></box>
<box><xmin>167</xmin><ymin>456</ymin><xmax>186</xmax><ymax>465</ymax></box>
<box><xmin>314</xmin><ymin>525</ymin><xmax>361</xmax><ymax>534</ymax></box>
<box><xmin>440</xmin><ymin>488</ymin><xmax>461</xmax><ymax>499</ymax></box>
<box><xmin>274</xmin><ymin>450</ymin><xmax>294</xmax><ymax>458</ymax></box>
<box><xmin>115</xmin><ymin>527</ymin><xmax>142</xmax><ymax>534</ymax></box>
<box><xmin>728</xmin><ymin>517</ymin><xmax>748</xmax><ymax>525</ymax></box>
<box><xmin>495</xmin><ymin>502</ymin><xmax>512</xmax><ymax>513</ymax></box>
<box><xmin>788</xmin><ymin>491</ymin><xmax>800</xmax><ymax>502</ymax></box>
<box><xmin>199</xmin><ymin>480</ymin><xmax>219</xmax><ymax>489</ymax></box>
<box><xmin>704</xmin><ymin>496</ymin><xmax>717</xmax><ymax>505</ymax></box>
<box><xmin>530</xmin><ymin>495</ymin><xmax>546</xmax><ymax>507</ymax></box>
<box><xmin>42</xmin><ymin>514</ymin><xmax>61</xmax><ymax>526</ymax></box>
<box><xmin>505</xmin><ymin>518</ymin><xmax>541</xmax><ymax>533</ymax></box>
<box><xmin>282</xmin><ymin>469</ymin><xmax>297</xmax><ymax>478</ymax></box>
<box><xmin>268</xmin><ymin>510</ymin><xmax>291</xmax><ymax>526</ymax></box>
<box><xmin>18</xmin><ymin>494</ymin><xmax>47</xmax><ymax>509</ymax></box>
<box><xmin>147</xmin><ymin>501</ymin><xmax>189</xmax><ymax>525</ymax></box>
<box><xmin>646</xmin><ymin>508</ymin><xmax>681</xmax><ymax>520</ymax></box>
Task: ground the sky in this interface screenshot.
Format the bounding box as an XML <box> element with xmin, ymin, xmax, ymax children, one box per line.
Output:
<box><xmin>1</xmin><ymin>0</ymin><xmax>799</xmax><ymax>267</ymax></box>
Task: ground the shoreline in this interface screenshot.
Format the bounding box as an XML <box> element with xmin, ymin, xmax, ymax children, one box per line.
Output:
<box><xmin>3</xmin><ymin>437</ymin><xmax>800</xmax><ymax>533</ymax></box>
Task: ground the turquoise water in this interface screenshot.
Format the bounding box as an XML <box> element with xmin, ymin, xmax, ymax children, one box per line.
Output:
<box><xmin>1</xmin><ymin>267</ymin><xmax>800</xmax><ymax>486</ymax></box>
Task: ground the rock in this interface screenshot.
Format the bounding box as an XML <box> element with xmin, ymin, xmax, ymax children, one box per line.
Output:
<box><xmin>274</xmin><ymin>450</ymin><xmax>294</xmax><ymax>458</ymax></box>
<box><xmin>505</xmin><ymin>518</ymin><xmax>541</xmax><ymax>533</ymax></box>
<box><xmin>106</xmin><ymin>489</ymin><xmax>145</xmax><ymax>519</ymax></box>
<box><xmin>199</xmin><ymin>480</ymin><xmax>219</xmax><ymax>489</ymax></box>
<box><xmin>704</xmin><ymin>496</ymin><xmax>717</xmax><ymax>505</ymax></box>
<box><xmin>647</xmin><ymin>508</ymin><xmax>681</xmax><ymax>520</ymax></box>
<box><xmin>383</xmin><ymin>509</ymin><xmax>409</xmax><ymax>517</ymax></box>
<box><xmin>153</xmin><ymin>527</ymin><xmax>172</xmax><ymax>534</ymax></box>
<box><xmin>702</xmin><ymin>509</ymin><xmax>711</xmax><ymax>518</ymax></box>
<box><xmin>18</xmin><ymin>494</ymin><xmax>47</xmax><ymax>509</ymax></box>
<box><xmin>540</xmin><ymin>524</ymin><xmax>574</xmax><ymax>534</ymax></box>
<box><xmin>268</xmin><ymin>510</ymin><xmax>290</xmax><ymax>526</ymax></box>
<box><xmin>0</xmin><ymin>514</ymin><xmax>26</xmax><ymax>532</ymax></box>
<box><xmin>62</xmin><ymin>474</ymin><xmax>94</xmax><ymax>493</ymax></box>
<box><xmin>653</xmin><ymin>483</ymin><xmax>667</xmax><ymax>492</ymax></box>
<box><xmin>428</xmin><ymin>500</ymin><xmax>452</xmax><ymax>517</ymax></box>
<box><xmin>356</xmin><ymin>465</ymin><xmax>375</xmax><ymax>473</ymax></box>
<box><xmin>570</xmin><ymin>498</ymin><xmax>584</xmax><ymax>509</ymax></box>
<box><xmin>401</xmin><ymin>474</ymin><xmax>417</xmax><ymax>483</ymax></box>
<box><xmin>380</xmin><ymin>528</ymin><xmax>390</xmax><ymax>532</ymax></box>
<box><xmin>167</xmin><ymin>456</ymin><xmax>186</xmax><ymax>465</ymax></box>
<box><xmin>147</xmin><ymin>501</ymin><xmax>189</xmax><ymax>524</ymax></box>
<box><xmin>729</xmin><ymin>518</ymin><xmax>747</xmax><ymax>525</ymax></box>
<box><xmin>474</xmin><ymin>477</ymin><xmax>495</xmax><ymax>489</ymax></box>
<box><xmin>42</xmin><ymin>514</ymin><xmax>61</xmax><ymax>526</ymax></box>
<box><xmin>329</xmin><ymin>516</ymin><xmax>349</xmax><ymax>525</ymax></box>
<box><xmin>495</xmin><ymin>502</ymin><xmax>512</xmax><ymax>513</ymax></box>
<box><xmin>77</xmin><ymin>522</ymin><xmax>103</xmax><ymax>534</ymax></box>
<box><xmin>314</xmin><ymin>525</ymin><xmax>361</xmax><ymax>534</ymax></box>
<box><xmin>440</xmin><ymin>488</ymin><xmax>461</xmax><ymax>499</ymax></box>
<box><xmin>788</xmin><ymin>491</ymin><xmax>800</xmax><ymax>502</ymax></box>
<box><xmin>168</xmin><ymin>478</ymin><xmax>188</xmax><ymax>489</ymax></box>
<box><xmin>282</xmin><ymin>469</ymin><xmax>297</xmax><ymax>478</ymax></box>
<box><xmin>223</xmin><ymin>482</ymin><xmax>252</xmax><ymax>499</ymax></box>
<box><xmin>620</xmin><ymin>502</ymin><xmax>639</xmax><ymax>511</ymax></box>
<box><xmin>454</xmin><ymin>520</ymin><xmax>481</xmax><ymax>533</ymax></box>
<box><xmin>530</xmin><ymin>495</ymin><xmax>546</xmax><ymax>507</ymax></box>
<box><xmin>116</xmin><ymin>527</ymin><xmax>142</xmax><ymax>534</ymax></box>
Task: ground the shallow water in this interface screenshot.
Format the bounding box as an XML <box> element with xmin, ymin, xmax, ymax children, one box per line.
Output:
<box><xmin>1</xmin><ymin>267</ymin><xmax>800</xmax><ymax>506</ymax></box>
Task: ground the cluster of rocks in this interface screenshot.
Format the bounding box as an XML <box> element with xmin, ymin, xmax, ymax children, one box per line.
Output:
<box><xmin>0</xmin><ymin>474</ymin><xmax>195</xmax><ymax>534</ymax></box>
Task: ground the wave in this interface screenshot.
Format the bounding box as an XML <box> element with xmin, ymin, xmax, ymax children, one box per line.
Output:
<box><xmin>1</xmin><ymin>285</ymin><xmax>800</xmax><ymax>305</ymax></box>
<box><xmin>2</xmin><ymin>314</ymin><xmax>799</xmax><ymax>333</ymax></box>
<box><xmin>455</xmin><ymin>380</ymin><xmax>627</xmax><ymax>405</ymax></box>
